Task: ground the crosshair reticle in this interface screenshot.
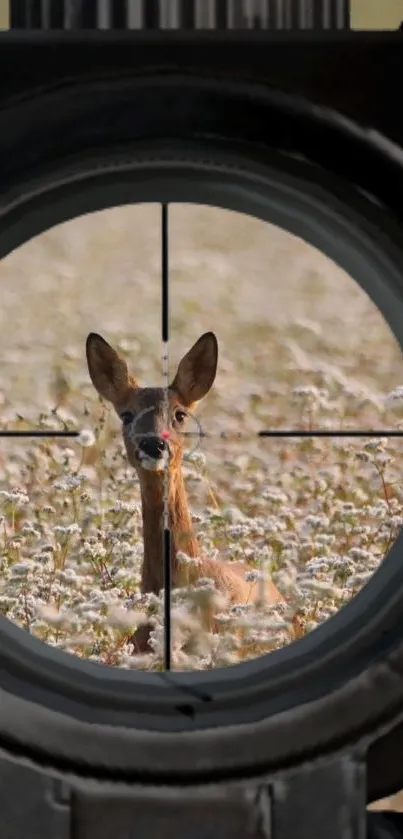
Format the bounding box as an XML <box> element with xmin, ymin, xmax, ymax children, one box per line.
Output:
<box><xmin>3</xmin><ymin>202</ymin><xmax>403</xmax><ymax>672</ymax></box>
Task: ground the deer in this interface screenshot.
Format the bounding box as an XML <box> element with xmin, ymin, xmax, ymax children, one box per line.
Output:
<box><xmin>85</xmin><ymin>331</ymin><xmax>285</xmax><ymax>653</ymax></box>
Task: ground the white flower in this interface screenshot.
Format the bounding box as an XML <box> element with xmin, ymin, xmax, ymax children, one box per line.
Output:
<box><xmin>77</xmin><ymin>429</ymin><xmax>96</xmax><ymax>448</ymax></box>
<box><xmin>0</xmin><ymin>490</ymin><xmax>29</xmax><ymax>506</ymax></box>
<box><xmin>53</xmin><ymin>523</ymin><xmax>81</xmax><ymax>536</ymax></box>
<box><xmin>106</xmin><ymin>606</ymin><xmax>146</xmax><ymax>629</ymax></box>
<box><xmin>177</xmin><ymin>552</ymin><xmax>201</xmax><ymax>567</ymax></box>
<box><xmin>363</xmin><ymin>439</ymin><xmax>387</xmax><ymax>452</ymax></box>
<box><xmin>244</xmin><ymin>570</ymin><xmax>261</xmax><ymax>583</ymax></box>
<box><xmin>386</xmin><ymin>386</ymin><xmax>403</xmax><ymax>403</ymax></box>
<box><xmin>185</xmin><ymin>450</ymin><xmax>206</xmax><ymax>467</ymax></box>
<box><xmin>109</xmin><ymin>501</ymin><xmax>139</xmax><ymax>515</ymax></box>
<box><xmin>35</xmin><ymin>604</ymin><xmax>75</xmax><ymax>626</ymax></box>
<box><xmin>53</xmin><ymin>475</ymin><xmax>84</xmax><ymax>491</ymax></box>
<box><xmin>10</xmin><ymin>562</ymin><xmax>33</xmax><ymax>576</ymax></box>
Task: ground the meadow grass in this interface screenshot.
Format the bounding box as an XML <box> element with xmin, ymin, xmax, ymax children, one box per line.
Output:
<box><xmin>0</xmin><ymin>203</ymin><xmax>402</xmax><ymax>675</ymax></box>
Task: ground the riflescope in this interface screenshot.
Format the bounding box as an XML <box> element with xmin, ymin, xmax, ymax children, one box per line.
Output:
<box><xmin>0</xmin><ymin>3</ymin><xmax>403</xmax><ymax>839</ymax></box>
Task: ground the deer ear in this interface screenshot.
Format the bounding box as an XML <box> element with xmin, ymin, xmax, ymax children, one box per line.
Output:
<box><xmin>86</xmin><ymin>333</ymin><xmax>135</xmax><ymax>406</ymax></box>
<box><xmin>171</xmin><ymin>332</ymin><xmax>218</xmax><ymax>406</ymax></box>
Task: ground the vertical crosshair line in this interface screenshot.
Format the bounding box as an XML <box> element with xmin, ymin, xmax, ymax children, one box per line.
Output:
<box><xmin>161</xmin><ymin>202</ymin><xmax>171</xmax><ymax>670</ymax></box>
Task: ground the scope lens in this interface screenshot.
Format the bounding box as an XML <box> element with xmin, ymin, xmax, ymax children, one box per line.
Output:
<box><xmin>1</xmin><ymin>184</ymin><xmax>402</xmax><ymax>673</ymax></box>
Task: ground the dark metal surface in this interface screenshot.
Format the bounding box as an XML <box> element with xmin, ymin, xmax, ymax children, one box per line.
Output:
<box><xmin>1</xmin><ymin>745</ymin><xmax>402</xmax><ymax>838</ymax></box>
<box><xmin>1</xmin><ymin>748</ymin><xmax>368</xmax><ymax>839</ymax></box>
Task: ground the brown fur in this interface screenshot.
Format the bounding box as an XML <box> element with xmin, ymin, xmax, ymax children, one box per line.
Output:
<box><xmin>86</xmin><ymin>331</ymin><xmax>284</xmax><ymax>653</ymax></box>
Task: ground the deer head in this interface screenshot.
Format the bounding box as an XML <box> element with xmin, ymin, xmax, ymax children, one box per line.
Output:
<box><xmin>85</xmin><ymin>331</ymin><xmax>218</xmax><ymax>479</ymax></box>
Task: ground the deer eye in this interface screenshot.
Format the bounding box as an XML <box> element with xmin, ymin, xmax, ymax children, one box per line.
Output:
<box><xmin>174</xmin><ymin>409</ymin><xmax>187</xmax><ymax>425</ymax></box>
<box><xmin>120</xmin><ymin>411</ymin><xmax>134</xmax><ymax>426</ymax></box>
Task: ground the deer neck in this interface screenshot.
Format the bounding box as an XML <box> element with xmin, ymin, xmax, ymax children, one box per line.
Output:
<box><xmin>139</xmin><ymin>467</ymin><xmax>200</xmax><ymax>594</ymax></box>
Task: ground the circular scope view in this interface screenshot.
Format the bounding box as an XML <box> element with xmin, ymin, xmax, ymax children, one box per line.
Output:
<box><xmin>0</xmin><ymin>203</ymin><xmax>402</xmax><ymax>671</ymax></box>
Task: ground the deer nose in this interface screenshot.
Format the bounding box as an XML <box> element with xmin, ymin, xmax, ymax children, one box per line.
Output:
<box><xmin>138</xmin><ymin>436</ymin><xmax>167</xmax><ymax>460</ymax></box>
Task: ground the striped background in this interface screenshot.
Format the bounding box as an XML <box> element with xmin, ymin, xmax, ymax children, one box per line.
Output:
<box><xmin>0</xmin><ymin>0</ymin><xmax>402</xmax><ymax>29</ymax></box>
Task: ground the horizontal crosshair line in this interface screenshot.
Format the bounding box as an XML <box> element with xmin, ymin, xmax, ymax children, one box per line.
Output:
<box><xmin>258</xmin><ymin>430</ymin><xmax>403</xmax><ymax>438</ymax></box>
<box><xmin>0</xmin><ymin>430</ymin><xmax>400</xmax><ymax>440</ymax></box>
<box><xmin>180</xmin><ymin>430</ymin><xmax>403</xmax><ymax>439</ymax></box>
<box><xmin>0</xmin><ymin>431</ymin><xmax>79</xmax><ymax>438</ymax></box>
